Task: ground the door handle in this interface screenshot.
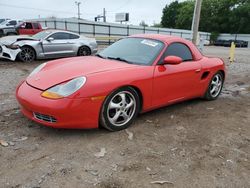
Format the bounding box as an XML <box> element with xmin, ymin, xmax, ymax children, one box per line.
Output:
<box><xmin>195</xmin><ymin>69</ymin><xmax>201</xmax><ymax>73</ymax></box>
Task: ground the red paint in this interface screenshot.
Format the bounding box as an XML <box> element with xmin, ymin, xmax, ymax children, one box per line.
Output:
<box><xmin>16</xmin><ymin>34</ymin><xmax>225</xmax><ymax>129</ymax></box>
<box><xmin>163</xmin><ymin>56</ymin><xmax>182</xmax><ymax>65</ymax></box>
<box><xmin>18</xmin><ymin>22</ymin><xmax>43</xmax><ymax>35</ymax></box>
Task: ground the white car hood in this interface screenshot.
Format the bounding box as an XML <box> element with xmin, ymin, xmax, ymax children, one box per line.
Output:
<box><xmin>0</xmin><ymin>35</ymin><xmax>35</xmax><ymax>45</ymax></box>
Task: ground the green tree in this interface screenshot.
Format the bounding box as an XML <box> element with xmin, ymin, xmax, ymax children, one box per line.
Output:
<box><xmin>161</xmin><ymin>1</ymin><xmax>180</xmax><ymax>28</ymax></box>
<box><xmin>160</xmin><ymin>0</ymin><xmax>250</xmax><ymax>34</ymax></box>
<box><xmin>175</xmin><ymin>1</ymin><xmax>194</xmax><ymax>30</ymax></box>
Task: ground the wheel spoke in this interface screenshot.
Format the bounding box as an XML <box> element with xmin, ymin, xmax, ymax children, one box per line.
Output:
<box><xmin>211</xmin><ymin>80</ymin><xmax>217</xmax><ymax>86</ymax></box>
<box><xmin>125</xmin><ymin>99</ymin><xmax>134</xmax><ymax>109</ymax></box>
<box><xmin>110</xmin><ymin>111</ymin><xmax>121</xmax><ymax>124</ymax></box>
<box><xmin>109</xmin><ymin>101</ymin><xmax>121</xmax><ymax>109</ymax></box>
<box><xmin>119</xmin><ymin>93</ymin><xmax>126</xmax><ymax>104</ymax></box>
<box><xmin>210</xmin><ymin>86</ymin><xmax>216</xmax><ymax>93</ymax></box>
<box><xmin>121</xmin><ymin>112</ymin><xmax>129</xmax><ymax>121</ymax></box>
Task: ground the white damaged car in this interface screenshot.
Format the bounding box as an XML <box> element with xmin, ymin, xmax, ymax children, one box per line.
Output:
<box><xmin>0</xmin><ymin>30</ymin><xmax>98</xmax><ymax>62</ymax></box>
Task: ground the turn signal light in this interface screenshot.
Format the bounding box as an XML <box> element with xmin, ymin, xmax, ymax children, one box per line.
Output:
<box><xmin>41</xmin><ymin>91</ymin><xmax>64</xmax><ymax>99</ymax></box>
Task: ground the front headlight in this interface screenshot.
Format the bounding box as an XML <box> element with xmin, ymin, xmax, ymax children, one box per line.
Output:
<box><xmin>29</xmin><ymin>63</ymin><xmax>47</xmax><ymax>77</ymax></box>
<box><xmin>41</xmin><ymin>77</ymin><xmax>86</xmax><ymax>99</ymax></box>
<box><xmin>5</xmin><ymin>44</ymin><xmax>20</xmax><ymax>49</ymax></box>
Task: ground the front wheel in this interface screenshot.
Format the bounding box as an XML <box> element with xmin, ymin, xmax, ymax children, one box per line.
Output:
<box><xmin>18</xmin><ymin>47</ymin><xmax>36</xmax><ymax>62</ymax></box>
<box><xmin>100</xmin><ymin>87</ymin><xmax>140</xmax><ymax>131</ymax></box>
<box><xmin>204</xmin><ymin>72</ymin><xmax>224</xmax><ymax>100</ymax></box>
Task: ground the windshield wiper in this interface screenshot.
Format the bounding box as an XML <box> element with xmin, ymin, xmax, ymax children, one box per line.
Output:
<box><xmin>107</xmin><ymin>56</ymin><xmax>133</xmax><ymax>64</ymax></box>
<box><xmin>95</xmin><ymin>54</ymin><xmax>106</xmax><ymax>59</ymax></box>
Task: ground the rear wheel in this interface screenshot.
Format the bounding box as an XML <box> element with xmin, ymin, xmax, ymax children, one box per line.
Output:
<box><xmin>78</xmin><ymin>46</ymin><xmax>91</xmax><ymax>56</ymax></box>
<box><xmin>100</xmin><ymin>87</ymin><xmax>140</xmax><ymax>131</ymax></box>
<box><xmin>204</xmin><ymin>72</ymin><xmax>224</xmax><ymax>100</ymax></box>
<box><xmin>18</xmin><ymin>46</ymin><xmax>36</xmax><ymax>62</ymax></box>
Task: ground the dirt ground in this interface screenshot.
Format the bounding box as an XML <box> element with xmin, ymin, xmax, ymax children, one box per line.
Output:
<box><xmin>0</xmin><ymin>46</ymin><xmax>250</xmax><ymax>188</ymax></box>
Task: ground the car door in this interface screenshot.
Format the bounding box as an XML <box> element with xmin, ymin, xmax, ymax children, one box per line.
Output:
<box><xmin>42</xmin><ymin>32</ymin><xmax>75</xmax><ymax>58</ymax></box>
<box><xmin>152</xmin><ymin>42</ymin><xmax>202</xmax><ymax>107</ymax></box>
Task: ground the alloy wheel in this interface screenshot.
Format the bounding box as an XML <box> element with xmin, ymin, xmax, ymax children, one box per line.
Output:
<box><xmin>210</xmin><ymin>74</ymin><xmax>223</xmax><ymax>98</ymax></box>
<box><xmin>20</xmin><ymin>48</ymin><xmax>35</xmax><ymax>62</ymax></box>
<box><xmin>107</xmin><ymin>91</ymin><xmax>136</xmax><ymax>127</ymax></box>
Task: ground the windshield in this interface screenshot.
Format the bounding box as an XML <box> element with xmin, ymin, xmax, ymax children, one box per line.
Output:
<box><xmin>33</xmin><ymin>30</ymin><xmax>53</xmax><ymax>40</ymax></box>
<box><xmin>0</xmin><ymin>19</ymin><xmax>6</xmax><ymax>24</ymax></box>
<box><xmin>98</xmin><ymin>38</ymin><xmax>164</xmax><ymax>65</ymax></box>
<box><xmin>0</xmin><ymin>20</ymin><xmax>8</xmax><ymax>25</ymax></box>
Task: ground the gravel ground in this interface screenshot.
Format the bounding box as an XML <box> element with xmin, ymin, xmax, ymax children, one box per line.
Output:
<box><xmin>0</xmin><ymin>46</ymin><xmax>250</xmax><ymax>188</ymax></box>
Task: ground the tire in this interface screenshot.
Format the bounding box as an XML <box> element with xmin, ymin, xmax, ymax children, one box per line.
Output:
<box><xmin>78</xmin><ymin>46</ymin><xmax>91</xmax><ymax>56</ymax></box>
<box><xmin>204</xmin><ymin>71</ymin><xmax>224</xmax><ymax>100</ymax></box>
<box><xmin>100</xmin><ymin>87</ymin><xmax>141</xmax><ymax>131</ymax></box>
<box><xmin>18</xmin><ymin>46</ymin><xmax>36</xmax><ymax>62</ymax></box>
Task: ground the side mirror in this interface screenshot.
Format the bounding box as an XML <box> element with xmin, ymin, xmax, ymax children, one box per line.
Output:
<box><xmin>163</xmin><ymin>56</ymin><xmax>182</xmax><ymax>65</ymax></box>
<box><xmin>47</xmin><ymin>37</ymin><xmax>54</xmax><ymax>42</ymax></box>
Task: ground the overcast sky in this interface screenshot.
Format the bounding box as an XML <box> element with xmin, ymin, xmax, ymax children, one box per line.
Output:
<box><xmin>0</xmin><ymin>0</ymin><xmax>181</xmax><ymax>25</ymax></box>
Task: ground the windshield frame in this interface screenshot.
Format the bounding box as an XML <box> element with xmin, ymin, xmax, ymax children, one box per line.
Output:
<box><xmin>99</xmin><ymin>37</ymin><xmax>165</xmax><ymax>66</ymax></box>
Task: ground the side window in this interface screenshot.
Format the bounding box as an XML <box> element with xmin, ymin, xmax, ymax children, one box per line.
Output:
<box><xmin>50</xmin><ymin>32</ymin><xmax>70</xmax><ymax>40</ymax></box>
<box><xmin>69</xmin><ymin>34</ymin><xmax>79</xmax><ymax>39</ymax></box>
<box><xmin>25</xmin><ymin>23</ymin><xmax>33</xmax><ymax>29</ymax></box>
<box><xmin>164</xmin><ymin>42</ymin><xmax>193</xmax><ymax>61</ymax></box>
<box><xmin>33</xmin><ymin>23</ymin><xmax>40</xmax><ymax>29</ymax></box>
<box><xmin>9</xmin><ymin>20</ymin><xmax>17</xmax><ymax>25</ymax></box>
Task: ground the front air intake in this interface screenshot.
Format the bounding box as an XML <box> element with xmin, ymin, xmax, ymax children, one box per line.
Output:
<box><xmin>33</xmin><ymin>112</ymin><xmax>57</xmax><ymax>123</ymax></box>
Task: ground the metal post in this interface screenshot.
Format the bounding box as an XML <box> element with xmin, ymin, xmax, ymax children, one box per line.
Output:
<box><xmin>103</xmin><ymin>8</ymin><xmax>106</xmax><ymax>22</ymax></box>
<box><xmin>78</xmin><ymin>22</ymin><xmax>80</xmax><ymax>34</ymax></box>
<box><xmin>127</xmin><ymin>25</ymin><xmax>129</xmax><ymax>36</ymax></box>
<box><xmin>191</xmin><ymin>0</ymin><xmax>203</xmax><ymax>44</ymax></box>
<box><xmin>108</xmin><ymin>25</ymin><xmax>111</xmax><ymax>45</ymax></box>
<box><xmin>75</xmin><ymin>1</ymin><xmax>81</xmax><ymax>19</ymax></box>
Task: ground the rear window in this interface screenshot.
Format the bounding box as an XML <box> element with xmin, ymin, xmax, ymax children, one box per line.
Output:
<box><xmin>33</xmin><ymin>23</ymin><xmax>40</xmax><ymax>29</ymax></box>
<box><xmin>70</xmin><ymin>33</ymin><xmax>79</xmax><ymax>39</ymax></box>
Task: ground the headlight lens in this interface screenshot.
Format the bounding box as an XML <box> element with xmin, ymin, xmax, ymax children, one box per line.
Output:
<box><xmin>41</xmin><ymin>77</ymin><xmax>86</xmax><ymax>99</ymax></box>
<box><xmin>29</xmin><ymin>63</ymin><xmax>47</xmax><ymax>77</ymax></box>
<box><xmin>5</xmin><ymin>44</ymin><xmax>20</xmax><ymax>49</ymax></box>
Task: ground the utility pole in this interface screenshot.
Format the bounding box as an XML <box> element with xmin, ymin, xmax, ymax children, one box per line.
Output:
<box><xmin>191</xmin><ymin>0</ymin><xmax>202</xmax><ymax>44</ymax></box>
<box><xmin>103</xmin><ymin>8</ymin><xmax>106</xmax><ymax>22</ymax></box>
<box><xmin>75</xmin><ymin>1</ymin><xmax>81</xmax><ymax>19</ymax></box>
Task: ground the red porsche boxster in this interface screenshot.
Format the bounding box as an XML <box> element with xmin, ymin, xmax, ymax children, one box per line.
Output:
<box><xmin>16</xmin><ymin>34</ymin><xmax>225</xmax><ymax>131</ymax></box>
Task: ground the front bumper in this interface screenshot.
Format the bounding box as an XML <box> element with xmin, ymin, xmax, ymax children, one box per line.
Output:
<box><xmin>16</xmin><ymin>81</ymin><xmax>102</xmax><ymax>129</ymax></box>
<box><xmin>0</xmin><ymin>44</ymin><xmax>21</xmax><ymax>61</ymax></box>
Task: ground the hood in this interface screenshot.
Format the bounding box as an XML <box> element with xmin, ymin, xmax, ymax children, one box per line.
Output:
<box><xmin>0</xmin><ymin>35</ymin><xmax>37</xmax><ymax>45</ymax></box>
<box><xmin>26</xmin><ymin>56</ymin><xmax>138</xmax><ymax>90</ymax></box>
<box><xmin>0</xmin><ymin>25</ymin><xmax>13</xmax><ymax>29</ymax></box>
